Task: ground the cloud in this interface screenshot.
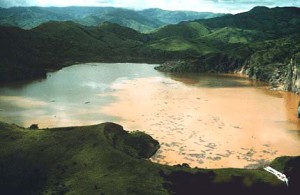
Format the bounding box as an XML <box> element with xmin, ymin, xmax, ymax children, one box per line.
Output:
<box><xmin>0</xmin><ymin>0</ymin><xmax>35</xmax><ymax>8</ymax></box>
<box><xmin>204</xmin><ymin>0</ymin><xmax>300</xmax><ymax>6</ymax></box>
<box><xmin>110</xmin><ymin>0</ymin><xmax>300</xmax><ymax>13</ymax></box>
<box><xmin>196</xmin><ymin>0</ymin><xmax>300</xmax><ymax>12</ymax></box>
<box><xmin>35</xmin><ymin>0</ymin><xmax>112</xmax><ymax>7</ymax></box>
<box><xmin>0</xmin><ymin>0</ymin><xmax>299</xmax><ymax>13</ymax></box>
<box><xmin>0</xmin><ymin>0</ymin><xmax>113</xmax><ymax>8</ymax></box>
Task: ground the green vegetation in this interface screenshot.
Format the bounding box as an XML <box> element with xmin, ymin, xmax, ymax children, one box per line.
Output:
<box><xmin>197</xmin><ymin>6</ymin><xmax>300</xmax><ymax>37</ymax></box>
<box><xmin>1</xmin><ymin>121</ymin><xmax>298</xmax><ymax>194</ymax></box>
<box><xmin>1</xmin><ymin>6</ymin><xmax>299</xmax><ymax>90</ymax></box>
<box><xmin>139</xmin><ymin>8</ymin><xmax>224</xmax><ymax>25</ymax></box>
<box><xmin>0</xmin><ymin>21</ymin><xmax>156</xmax><ymax>82</ymax></box>
<box><xmin>1</xmin><ymin>6</ymin><xmax>300</xmax><ymax>194</ymax></box>
<box><xmin>204</xmin><ymin>27</ymin><xmax>267</xmax><ymax>44</ymax></box>
<box><xmin>152</xmin><ymin>22</ymin><xmax>211</xmax><ymax>39</ymax></box>
<box><xmin>0</xmin><ymin>6</ymin><xmax>222</xmax><ymax>33</ymax></box>
<box><xmin>103</xmin><ymin>123</ymin><xmax>160</xmax><ymax>158</ymax></box>
<box><xmin>0</xmin><ymin>122</ymin><xmax>167</xmax><ymax>194</ymax></box>
<box><xmin>152</xmin><ymin>7</ymin><xmax>300</xmax><ymax>91</ymax></box>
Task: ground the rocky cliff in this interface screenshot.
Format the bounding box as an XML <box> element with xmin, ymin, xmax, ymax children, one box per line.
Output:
<box><xmin>156</xmin><ymin>55</ymin><xmax>300</xmax><ymax>93</ymax></box>
<box><xmin>284</xmin><ymin>58</ymin><xmax>300</xmax><ymax>92</ymax></box>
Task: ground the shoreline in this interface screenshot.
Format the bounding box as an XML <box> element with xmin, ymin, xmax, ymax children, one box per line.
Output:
<box><xmin>1</xmin><ymin>63</ymin><xmax>300</xmax><ymax>169</ymax></box>
<box><xmin>0</xmin><ymin>60</ymin><xmax>294</xmax><ymax>93</ymax></box>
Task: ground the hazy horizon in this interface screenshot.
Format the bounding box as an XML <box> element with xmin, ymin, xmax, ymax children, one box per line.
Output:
<box><xmin>0</xmin><ymin>0</ymin><xmax>299</xmax><ymax>14</ymax></box>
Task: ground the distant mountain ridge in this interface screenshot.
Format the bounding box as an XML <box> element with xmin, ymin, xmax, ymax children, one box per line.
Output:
<box><xmin>196</xmin><ymin>6</ymin><xmax>300</xmax><ymax>36</ymax></box>
<box><xmin>0</xmin><ymin>6</ymin><xmax>223</xmax><ymax>32</ymax></box>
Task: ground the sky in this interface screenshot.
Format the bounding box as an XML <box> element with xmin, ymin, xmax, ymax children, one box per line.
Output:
<box><xmin>0</xmin><ymin>0</ymin><xmax>299</xmax><ymax>13</ymax></box>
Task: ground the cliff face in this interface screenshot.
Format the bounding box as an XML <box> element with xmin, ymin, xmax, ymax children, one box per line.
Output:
<box><xmin>156</xmin><ymin>56</ymin><xmax>300</xmax><ymax>93</ymax></box>
<box><xmin>242</xmin><ymin>56</ymin><xmax>300</xmax><ymax>93</ymax></box>
<box><xmin>284</xmin><ymin>58</ymin><xmax>300</xmax><ymax>93</ymax></box>
<box><xmin>250</xmin><ymin>57</ymin><xmax>300</xmax><ymax>93</ymax></box>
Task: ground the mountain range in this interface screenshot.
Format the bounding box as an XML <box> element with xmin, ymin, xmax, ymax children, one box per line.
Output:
<box><xmin>0</xmin><ymin>6</ymin><xmax>223</xmax><ymax>32</ymax></box>
<box><xmin>0</xmin><ymin>6</ymin><xmax>300</xmax><ymax>91</ymax></box>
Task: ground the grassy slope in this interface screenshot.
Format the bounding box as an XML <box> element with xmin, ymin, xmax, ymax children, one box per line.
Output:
<box><xmin>139</xmin><ymin>8</ymin><xmax>224</xmax><ymax>24</ymax></box>
<box><xmin>0</xmin><ymin>21</ymin><xmax>159</xmax><ymax>82</ymax></box>
<box><xmin>197</xmin><ymin>6</ymin><xmax>300</xmax><ymax>36</ymax></box>
<box><xmin>0</xmin><ymin>122</ymin><xmax>167</xmax><ymax>194</ymax></box>
<box><xmin>0</xmin><ymin>7</ymin><xmax>73</xmax><ymax>29</ymax></box>
<box><xmin>1</xmin><ymin>7</ymin><xmax>300</xmax><ymax>83</ymax></box>
<box><xmin>151</xmin><ymin>7</ymin><xmax>300</xmax><ymax>88</ymax></box>
<box><xmin>1</xmin><ymin>122</ymin><xmax>297</xmax><ymax>194</ymax></box>
<box><xmin>149</xmin><ymin>6</ymin><xmax>300</xmax><ymax>52</ymax></box>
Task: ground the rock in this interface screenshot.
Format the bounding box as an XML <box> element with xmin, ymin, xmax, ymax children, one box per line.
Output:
<box><xmin>154</xmin><ymin>60</ymin><xmax>193</xmax><ymax>73</ymax></box>
<box><xmin>298</xmin><ymin>102</ymin><xmax>300</xmax><ymax>118</ymax></box>
<box><xmin>174</xmin><ymin>163</ymin><xmax>191</xmax><ymax>168</ymax></box>
<box><xmin>29</xmin><ymin>124</ymin><xmax>39</xmax><ymax>130</ymax></box>
<box><xmin>283</xmin><ymin>156</ymin><xmax>300</xmax><ymax>193</ymax></box>
<box><xmin>103</xmin><ymin>122</ymin><xmax>160</xmax><ymax>159</ymax></box>
<box><xmin>284</xmin><ymin>58</ymin><xmax>300</xmax><ymax>93</ymax></box>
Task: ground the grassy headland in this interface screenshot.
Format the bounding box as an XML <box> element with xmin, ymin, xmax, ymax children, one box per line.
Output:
<box><xmin>0</xmin><ymin>122</ymin><xmax>299</xmax><ymax>194</ymax></box>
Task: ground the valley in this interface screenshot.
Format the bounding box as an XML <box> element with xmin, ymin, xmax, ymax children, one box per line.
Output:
<box><xmin>0</xmin><ymin>4</ymin><xmax>300</xmax><ymax>194</ymax></box>
<box><xmin>0</xmin><ymin>6</ymin><xmax>299</xmax><ymax>92</ymax></box>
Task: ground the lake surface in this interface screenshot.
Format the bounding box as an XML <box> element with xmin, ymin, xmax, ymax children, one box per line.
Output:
<box><xmin>1</xmin><ymin>63</ymin><xmax>300</xmax><ymax>168</ymax></box>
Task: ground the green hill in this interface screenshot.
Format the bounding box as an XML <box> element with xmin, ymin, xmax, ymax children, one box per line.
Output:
<box><xmin>204</xmin><ymin>27</ymin><xmax>267</xmax><ymax>44</ymax></box>
<box><xmin>197</xmin><ymin>6</ymin><xmax>300</xmax><ymax>37</ymax></box>
<box><xmin>0</xmin><ymin>21</ymin><xmax>153</xmax><ymax>82</ymax></box>
<box><xmin>1</xmin><ymin>122</ymin><xmax>299</xmax><ymax>194</ymax></box>
<box><xmin>0</xmin><ymin>6</ymin><xmax>222</xmax><ymax>32</ymax></box>
<box><xmin>139</xmin><ymin>8</ymin><xmax>224</xmax><ymax>24</ymax></box>
<box><xmin>0</xmin><ymin>7</ymin><xmax>73</xmax><ymax>29</ymax></box>
<box><xmin>0</xmin><ymin>6</ymin><xmax>300</xmax><ymax>91</ymax></box>
<box><xmin>152</xmin><ymin>6</ymin><xmax>300</xmax><ymax>91</ymax></box>
<box><xmin>78</xmin><ymin>8</ymin><xmax>164</xmax><ymax>33</ymax></box>
<box><xmin>152</xmin><ymin>22</ymin><xmax>211</xmax><ymax>39</ymax></box>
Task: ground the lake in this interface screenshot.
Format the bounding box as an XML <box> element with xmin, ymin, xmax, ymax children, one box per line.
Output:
<box><xmin>0</xmin><ymin>63</ymin><xmax>300</xmax><ymax>168</ymax></box>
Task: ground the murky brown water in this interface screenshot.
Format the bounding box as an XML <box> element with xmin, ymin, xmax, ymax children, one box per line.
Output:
<box><xmin>1</xmin><ymin>63</ymin><xmax>300</xmax><ymax>168</ymax></box>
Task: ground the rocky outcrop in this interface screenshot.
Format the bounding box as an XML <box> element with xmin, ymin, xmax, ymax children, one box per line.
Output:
<box><xmin>246</xmin><ymin>57</ymin><xmax>300</xmax><ymax>93</ymax></box>
<box><xmin>284</xmin><ymin>58</ymin><xmax>300</xmax><ymax>92</ymax></box>
<box><xmin>157</xmin><ymin>54</ymin><xmax>300</xmax><ymax>93</ymax></box>
<box><xmin>103</xmin><ymin>122</ymin><xmax>160</xmax><ymax>159</ymax></box>
<box><xmin>154</xmin><ymin>60</ymin><xmax>197</xmax><ymax>72</ymax></box>
<box><xmin>155</xmin><ymin>53</ymin><xmax>243</xmax><ymax>73</ymax></box>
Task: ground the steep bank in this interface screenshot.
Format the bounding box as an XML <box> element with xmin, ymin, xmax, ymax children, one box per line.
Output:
<box><xmin>155</xmin><ymin>35</ymin><xmax>300</xmax><ymax>92</ymax></box>
<box><xmin>143</xmin><ymin>6</ymin><xmax>300</xmax><ymax>93</ymax></box>
<box><xmin>281</xmin><ymin>58</ymin><xmax>300</xmax><ymax>92</ymax></box>
<box><xmin>0</xmin><ymin>122</ymin><xmax>299</xmax><ymax>194</ymax></box>
<box><xmin>155</xmin><ymin>56</ymin><xmax>300</xmax><ymax>93</ymax></box>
